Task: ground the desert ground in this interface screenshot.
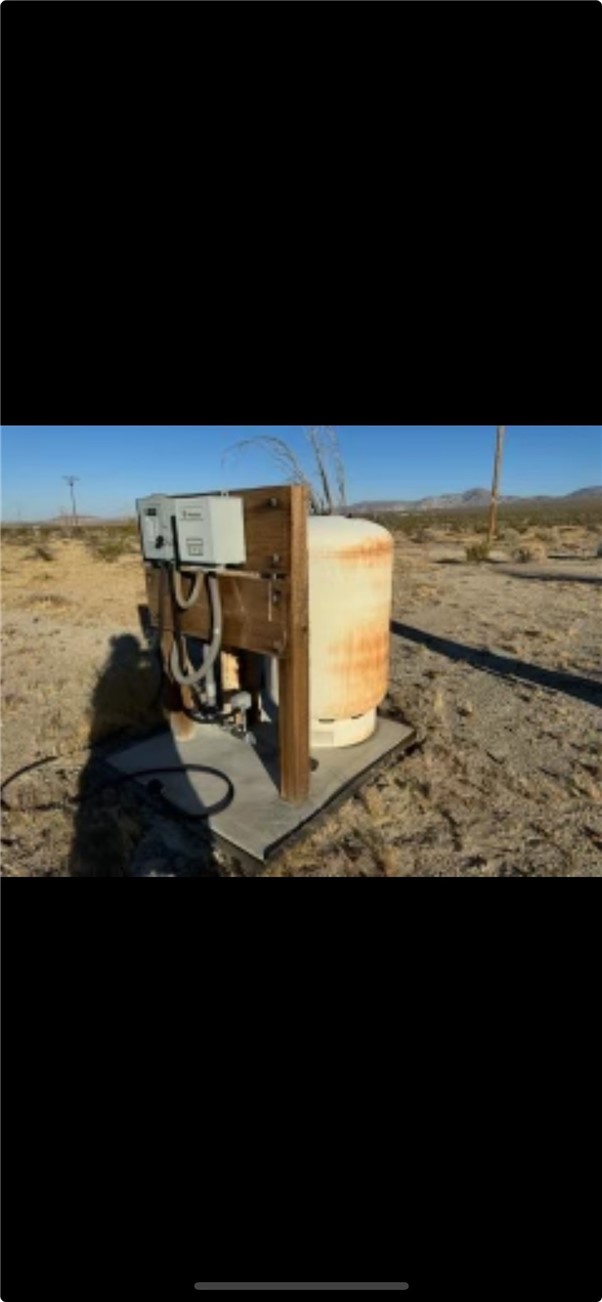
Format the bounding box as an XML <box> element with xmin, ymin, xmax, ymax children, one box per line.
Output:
<box><xmin>1</xmin><ymin>516</ymin><xmax>601</xmax><ymax>876</ymax></box>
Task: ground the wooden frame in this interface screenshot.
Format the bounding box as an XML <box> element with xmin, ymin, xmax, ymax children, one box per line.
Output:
<box><xmin>144</xmin><ymin>485</ymin><xmax>310</xmax><ymax>805</ymax></box>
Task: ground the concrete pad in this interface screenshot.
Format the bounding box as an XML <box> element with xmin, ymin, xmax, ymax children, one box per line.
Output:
<box><xmin>106</xmin><ymin>716</ymin><xmax>416</xmax><ymax>869</ymax></box>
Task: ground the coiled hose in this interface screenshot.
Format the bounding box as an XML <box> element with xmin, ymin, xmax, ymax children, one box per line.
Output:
<box><xmin>169</xmin><ymin>570</ymin><xmax>222</xmax><ymax>688</ymax></box>
<box><xmin>172</xmin><ymin>568</ymin><xmax>204</xmax><ymax>610</ymax></box>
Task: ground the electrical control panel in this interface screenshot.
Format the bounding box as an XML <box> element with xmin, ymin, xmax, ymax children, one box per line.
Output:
<box><xmin>136</xmin><ymin>494</ymin><xmax>175</xmax><ymax>562</ymax></box>
<box><xmin>173</xmin><ymin>495</ymin><xmax>246</xmax><ymax>567</ymax></box>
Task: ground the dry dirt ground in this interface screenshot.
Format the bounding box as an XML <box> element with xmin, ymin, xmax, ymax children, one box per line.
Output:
<box><xmin>1</xmin><ymin>526</ymin><xmax>601</xmax><ymax>876</ymax></box>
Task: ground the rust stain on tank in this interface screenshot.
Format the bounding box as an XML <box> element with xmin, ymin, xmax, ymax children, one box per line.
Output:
<box><xmin>318</xmin><ymin>626</ymin><xmax>390</xmax><ymax>718</ymax></box>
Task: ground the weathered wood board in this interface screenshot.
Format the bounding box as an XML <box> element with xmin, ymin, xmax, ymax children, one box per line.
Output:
<box><xmin>146</xmin><ymin>568</ymin><xmax>290</xmax><ymax>658</ymax></box>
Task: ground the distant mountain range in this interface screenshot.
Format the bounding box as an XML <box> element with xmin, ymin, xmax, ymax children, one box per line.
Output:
<box><xmin>35</xmin><ymin>515</ymin><xmax>131</xmax><ymax>525</ymax></box>
<box><xmin>350</xmin><ymin>486</ymin><xmax>602</xmax><ymax>514</ymax></box>
<box><xmin>3</xmin><ymin>488</ymin><xmax>601</xmax><ymax>526</ymax></box>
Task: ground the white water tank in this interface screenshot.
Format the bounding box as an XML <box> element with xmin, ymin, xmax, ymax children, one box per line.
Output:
<box><xmin>264</xmin><ymin>516</ymin><xmax>394</xmax><ymax>749</ymax></box>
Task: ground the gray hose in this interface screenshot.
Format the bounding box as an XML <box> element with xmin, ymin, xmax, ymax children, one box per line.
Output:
<box><xmin>169</xmin><ymin>572</ymin><xmax>222</xmax><ymax>687</ymax></box>
<box><xmin>172</xmin><ymin>568</ymin><xmax>204</xmax><ymax>610</ymax></box>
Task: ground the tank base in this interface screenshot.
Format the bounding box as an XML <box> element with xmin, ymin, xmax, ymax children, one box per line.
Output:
<box><xmin>311</xmin><ymin>708</ymin><xmax>376</xmax><ymax>750</ymax></box>
<box><xmin>105</xmin><ymin>714</ymin><xmax>417</xmax><ymax>871</ymax></box>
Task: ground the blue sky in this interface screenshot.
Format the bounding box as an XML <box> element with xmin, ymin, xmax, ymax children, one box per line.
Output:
<box><xmin>1</xmin><ymin>425</ymin><xmax>600</xmax><ymax>520</ymax></box>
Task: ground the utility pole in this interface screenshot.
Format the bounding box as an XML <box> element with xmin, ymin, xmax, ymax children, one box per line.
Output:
<box><xmin>63</xmin><ymin>476</ymin><xmax>80</xmax><ymax>529</ymax></box>
<box><xmin>487</xmin><ymin>427</ymin><xmax>506</xmax><ymax>546</ymax></box>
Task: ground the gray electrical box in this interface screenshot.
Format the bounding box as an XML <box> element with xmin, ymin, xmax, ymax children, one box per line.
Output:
<box><xmin>136</xmin><ymin>494</ymin><xmax>175</xmax><ymax>562</ymax></box>
<box><xmin>173</xmin><ymin>495</ymin><xmax>246</xmax><ymax>567</ymax></box>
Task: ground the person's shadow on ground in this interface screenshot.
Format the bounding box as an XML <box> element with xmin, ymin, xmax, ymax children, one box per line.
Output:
<box><xmin>68</xmin><ymin>632</ymin><xmax>221</xmax><ymax>877</ymax></box>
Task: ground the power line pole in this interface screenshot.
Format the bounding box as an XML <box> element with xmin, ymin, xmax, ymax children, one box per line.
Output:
<box><xmin>63</xmin><ymin>476</ymin><xmax>80</xmax><ymax>529</ymax></box>
<box><xmin>487</xmin><ymin>427</ymin><xmax>506</xmax><ymax>546</ymax></box>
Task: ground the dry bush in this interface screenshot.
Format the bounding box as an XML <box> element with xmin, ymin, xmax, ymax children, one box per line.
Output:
<box><xmin>27</xmin><ymin>592</ymin><xmax>73</xmax><ymax>608</ymax></box>
<box><xmin>28</xmin><ymin>544</ymin><xmax>55</xmax><ymax>562</ymax></box>
<box><xmin>501</xmin><ymin>526</ymin><xmax>521</xmax><ymax>546</ymax></box>
<box><xmin>465</xmin><ymin>542</ymin><xmax>491</xmax><ymax>563</ymax></box>
<box><xmin>512</xmin><ymin>542</ymin><xmax>547</xmax><ymax>564</ymax></box>
<box><xmin>84</xmin><ymin>532</ymin><xmax>132</xmax><ymax>563</ymax></box>
<box><xmin>411</xmin><ymin>527</ymin><xmax>439</xmax><ymax>544</ymax></box>
<box><xmin>223</xmin><ymin>426</ymin><xmax>347</xmax><ymax>515</ymax></box>
<box><xmin>534</xmin><ymin>528</ymin><xmax>560</xmax><ymax>547</ymax></box>
<box><xmin>1</xmin><ymin>527</ymin><xmax>32</xmax><ymax>547</ymax></box>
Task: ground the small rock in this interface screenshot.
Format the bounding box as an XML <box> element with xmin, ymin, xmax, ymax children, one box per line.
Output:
<box><xmin>457</xmin><ymin>702</ymin><xmax>474</xmax><ymax>717</ymax></box>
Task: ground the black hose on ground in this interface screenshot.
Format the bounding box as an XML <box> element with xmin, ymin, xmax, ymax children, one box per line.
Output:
<box><xmin>1</xmin><ymin>754</ymin><xmax>235</xmax><ymax>819</ymax></box>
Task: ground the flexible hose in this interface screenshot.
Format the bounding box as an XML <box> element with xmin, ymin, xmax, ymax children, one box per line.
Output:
<box><xmin>0</xmin><ymin>754</ymin><xmax>234</xmax><ymax>819</ymax></box>
<box><xmin>172</xmin><ymin>568</ymin><xmax>204</xmax><ymax>610</ymax></box>
<box><xmin>169</xmin><ymin>571</ymin><xmax>222</xmax><ymax>687</ymax></box>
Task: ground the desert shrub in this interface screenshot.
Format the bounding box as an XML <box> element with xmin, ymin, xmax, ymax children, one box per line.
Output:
<box><xmin>29</xmin><ymin>544</ymin><xmax>55</xmax><ymax>562</ymax></box>
<box><xmin>512</xmin><ymin>542</ymin><xmax>547</xmax><ymax>564</ymax></box>
<box><xmin>82</xmin><ymin>525</ymin><xmax>139</xmax><ymax>562</ymax></box>
<box><xmin>465</xmin><ymin>542</ymin><xmax>491</xmax><ymax>563</ymax></box>
<box><xmin>1</xmin><ymin>526</ymin><xmax>32</xmax><ymax>546</ymax></box>
<box><xmin>85</xmin><ymin>535</ymin><xmax>128</xmax><ymax>563</ymax></box>
<box><xmin>27</xmin><ymin>592</ymin><xmax>72</xmax><ymax>607</ymax></box>
<box><xmin>533</xmin><ymin>528</ymin><xmax>560</xmax><ymax>546</ymax></box>
<box><xmin>225</xmin><ymin>425</ymin><xmax>347</xmax><ymax>515</ymax></box>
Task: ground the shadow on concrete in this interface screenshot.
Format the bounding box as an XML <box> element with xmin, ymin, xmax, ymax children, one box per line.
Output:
<box><xmin>391</xmin><ymin>621</ymin><xmax>602</xmax><ymax>709</ymax></box>
<box><xmin>68</xmin><ymin>633</ymin><xmax>221</xmax><ymax>876</ymax></box>
<box><xmin>249</xmin><ymin>721</ymin><xmax>281</xmax><ymax>790</ymax></box>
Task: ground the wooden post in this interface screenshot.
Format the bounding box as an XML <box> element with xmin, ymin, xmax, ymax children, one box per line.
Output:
<box><xmin>277</xmin><ymin>484</ymin><xmax>310</xmax><ymax>804</ymax></box>
<box><xmin>487</xmin><ymin>425</ymin><xmax>506</xmax><ymax>546</ymax></box>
